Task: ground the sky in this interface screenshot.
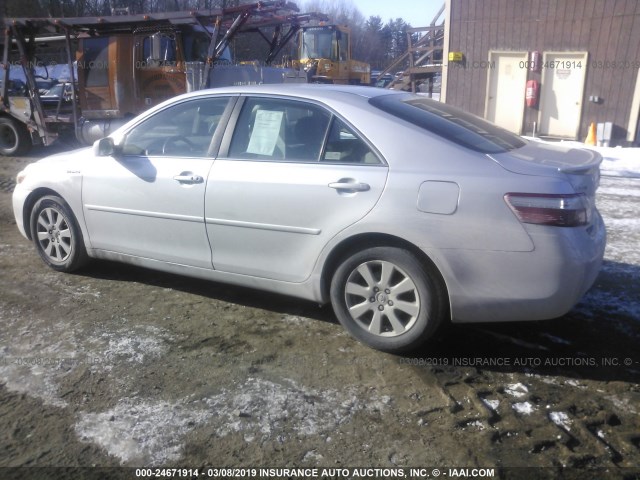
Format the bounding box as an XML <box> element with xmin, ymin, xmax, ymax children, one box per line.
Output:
<box><xmin>349</xmin><ymin>0</ymin><xmax>444</xmax><ymax>26</ymax></box>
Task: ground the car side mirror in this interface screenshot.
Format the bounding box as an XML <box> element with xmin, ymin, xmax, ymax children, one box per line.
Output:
<box><xmin>93</xmin><ymin>137</ymin><xmax>120</xmax><ymax>157</ymax></box>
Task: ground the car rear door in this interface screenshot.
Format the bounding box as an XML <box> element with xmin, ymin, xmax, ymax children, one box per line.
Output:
<box><xmin>205</xmin><ymin>95</ymin><xmax>388</xmax><ymax>282</ymax></box>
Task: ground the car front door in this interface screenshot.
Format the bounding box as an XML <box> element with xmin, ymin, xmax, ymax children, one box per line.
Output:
<box><xmin>82</xmin><ymin>96</ymin><xmax>233</xmax><ymax>268</ymax></box>
<box><xmin>205</xmin><ymin>96</ymin><xmax>388</xmax><ymax>282</ymax></box>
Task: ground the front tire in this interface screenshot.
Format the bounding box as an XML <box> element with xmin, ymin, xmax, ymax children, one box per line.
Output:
<box><xmin>30</xmin><ymin>195</ymin><xmax>88</xmax><ymax>272</ymax></box>
<box><xmin>330</xmin><ymin>247</ymin><xmax>447</xmax><ymax>353</ymax></box>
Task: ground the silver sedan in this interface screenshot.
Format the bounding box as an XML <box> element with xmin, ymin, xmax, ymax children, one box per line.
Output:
<box><xmin>12</xmin><ymin>85</ymin><xmax>606</xmax><ymax>353</ymax></box>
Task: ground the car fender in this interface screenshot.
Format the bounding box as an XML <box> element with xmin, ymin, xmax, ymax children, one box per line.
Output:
<box><xmin>18</xmin><ymin>150</ymin><xmax>93</xmax><ymax>251</ymax></box>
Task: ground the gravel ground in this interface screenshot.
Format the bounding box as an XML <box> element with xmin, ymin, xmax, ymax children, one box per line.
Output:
<box><xmin>0</xmin><ymin>148</ymin><xmax>639</xmax><ymax>479</ymax></box>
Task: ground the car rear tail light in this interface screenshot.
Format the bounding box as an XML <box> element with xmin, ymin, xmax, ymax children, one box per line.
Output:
<box><xmin>504</xmin><ymin>193</ymin><xmax>588</xmax><ymax>227</ymax></box>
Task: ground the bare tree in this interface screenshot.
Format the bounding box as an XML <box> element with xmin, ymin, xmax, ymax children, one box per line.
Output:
<box><xmin>360</xmin><ymin>15</ymin><xmax>385</xmax><ymax>69</ymax></box>
<box><xmin>301</xmin><ymin>0</ymin><xmax>413</xmax><ymax>71</ymax></box>
<box><xmin>4</xmin><ymin>0</ymin><xmax>47</xmax><ymax>17</ymax></box>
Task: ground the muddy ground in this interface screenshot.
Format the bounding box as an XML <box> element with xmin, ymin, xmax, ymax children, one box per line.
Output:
<box><xmin>0</xmin><ymin>147</ymin><xmax>639</xmax><ymax>479</ymax></box>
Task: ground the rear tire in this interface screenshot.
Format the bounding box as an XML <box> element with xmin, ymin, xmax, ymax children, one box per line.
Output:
<box><xmin>330</xmin><ymin>247</ymin><xmax>447</xmax><ymax>353</ymax></box>
<box><xmin>30</xmin><ymin>195</ymin><xmax>89</xmax><ymax>272</ymax></box>
<box><xmin>0</xmin><ymin>116</ymin><xmax>32</xmax><ymax>156</ymax></box>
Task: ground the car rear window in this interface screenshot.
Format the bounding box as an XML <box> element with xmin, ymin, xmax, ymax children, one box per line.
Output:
<box><xmin>369</xmin><ymin>94</ymin><xmax>526</xmax><ymax>153</ymax></box>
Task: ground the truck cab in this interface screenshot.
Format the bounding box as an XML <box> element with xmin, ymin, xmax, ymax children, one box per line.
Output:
<box><xmin>78</xmin><ymin>28</ymin><xmax>197</xmax><ymax>119</ymax></box>
<box><xmin>298</xmin><ymin>25</ymin><xmax>370</xmax><ymax>84</ymax></box>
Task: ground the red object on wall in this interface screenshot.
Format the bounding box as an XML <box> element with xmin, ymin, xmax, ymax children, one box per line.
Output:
<box><xmin>525</xmin><ymin>80</ymin><xmax>539</xmax><ymax>108</ymax></box>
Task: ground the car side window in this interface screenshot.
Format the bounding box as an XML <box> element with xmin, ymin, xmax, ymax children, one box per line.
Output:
<box><xmin>228</xmin><ymin>98</ymin><xmax>331</xmax><ymax>161</ymax></box>
<box><xmin>122</xmin><ymin>97</ymin><xmax>229</xmax><ymax>157</ymax></box>
<box><xmin>321</xmin><ymin>117</ymin><xmax>381</xmax><ymax>165</ymax></box>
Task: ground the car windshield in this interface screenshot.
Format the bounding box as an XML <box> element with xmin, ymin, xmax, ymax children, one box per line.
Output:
<box><xmin>369</xmin><ymin>94</ymin><xmax>526</xmax><ymax>153</ymax></box>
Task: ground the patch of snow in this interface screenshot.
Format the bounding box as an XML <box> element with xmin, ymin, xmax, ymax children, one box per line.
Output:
<box><xmin>338</xmin><ymin>347</ymin><xmax>354</xmax><ymax>353</ymax></box>
<box><xmin>88</xmin><ymin>325</ymin><xmax>175</xmax><ymax>373</ymax></box>
<box><xmin>75</xmin><ymin>398</ymin><xmax>211</xmax><ymax>465</ymax></box>
<box><xmin>598</xmin><ymin>186</ymin><xmax>640</xmax><ymax>197</ymax></box>
<box><xmin>599</xmin><ymin>151</ymin><xmax>640</xmax><ymax>178</ymax></box>
<box><xmin>564</xmin><ymin>379</ymin><xmax>584</xmax><ymax>388</ymax></box>
<box><xmin>481</xmin><ymin>398</ymin><xmax>500</xmax><ymax>411</ymax></box>
<box><xmin>504</xmin><ymin>383</ymin><xmax>529</xmax><ymax>398</ymax></box>
<box><xmin>549</xmin><ymin>411</ymin><xmax>572</xmax><ymax>431</ymax></box>
<box><xmin>280</xmin><ymin>315</ymin><xmax>311</xmax><ymax>325</ymax></box>
<box><xmin>203</xmin><ymin>377</ymin><xmax>389</xmax><ymax>439</ymax></box>
<box><xmin>465</xmin><ymin>420</ymin><xmax>485</xmax><ymax>430</ymax></box>
<box><xmin>599</xmin><ymin>152</ymin><xmax>640</xmax><ymax>179</ymax></box>
<box><xmin>512</xmin><ymin>402</ymin><xmax>535</xmax><ymax>415</ymax></box>
<box><xmin>0</xmin><ymin>366</ymin><xmax>68</xmax><ymax>408</ymax></box>
<box><xmin>1</xmin><ymin>301</ymin><xmax>391</xmax><ymax>466</ymax></box>
<box><xmin>603</xmin><ymin>217</ymin><xmax>640</xmax><ymax>229</ymax></box>
<box><xmin>67</xmin><ymin>284</ymin><xmax>102</xmax><ymax>299</ymax></box>
<box><xmin>524</xmin><ymin>372</ymin><xmax>560</xmax><ymax>386</ymax></box>
<box><xmin>0</xmin><ymin>304</ymin><xmax>175</xmax><ymax>406</ymax></box>
<box><xmin>605</xmin><ymin>395</ymin><xmax>638</xmax><ymax>415</ymax></box>
<box><xmin>0</xmin><ymin>315</ymin><xmax>79</xmax><ymax>407</ymax></box>
<box><xmin>302</xmin><ymin>450</ymin><xmax>324</xmax><ymax>462</ymax></box>
<box><xmin>102</xmin><ymin>333</ymin><xmax>166</xmax><ymax>365</ymax></box>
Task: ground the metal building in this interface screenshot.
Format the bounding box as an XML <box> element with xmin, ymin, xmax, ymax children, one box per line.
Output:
<box><xmin>441</xmin><ymin>0</ymin><xmax>640</xmax><ymax>145</ymax></box>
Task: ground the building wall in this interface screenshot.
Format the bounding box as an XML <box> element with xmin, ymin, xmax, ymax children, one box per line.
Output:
<box><xmin>445</xmin><ymin>0</ymin><xmax>640</xmax><ymax>144</ymax></box>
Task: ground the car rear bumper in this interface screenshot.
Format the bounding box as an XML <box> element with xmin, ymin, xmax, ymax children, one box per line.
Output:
<box><xmin>429</xmin><ymin>210</ymin><xmax>606</xmax><ymax>323</ymax></box>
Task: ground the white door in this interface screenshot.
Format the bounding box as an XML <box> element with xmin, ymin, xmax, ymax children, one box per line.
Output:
<box><xmin>485</xmin><ymin>51</ymin><xmax>528</xmax><ymax>134</ymax></box>
<box><xmin>206</xmin><ymin>96</ymin><xmax>388</xmax><ymax>283</ymax></box>
<box><xmin>82</xmin><ymin>97</ymin><xmax>232</xmax><ymax>268</ymax></box>
<box><xmin>539</xmin><ymin>52</ymin><xmax>588</xmax><ymax>138</ymax></box>
<box><xmin>627</xmin><ymin>67</ymin><xmax>640</xmax><ymax>143</ymax></box>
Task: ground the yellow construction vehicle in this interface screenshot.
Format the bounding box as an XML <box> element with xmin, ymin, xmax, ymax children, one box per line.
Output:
<box><xmin>297</xmin><ymin>24</ymin><xmax>370</xmax><ymax>84</ymax></box>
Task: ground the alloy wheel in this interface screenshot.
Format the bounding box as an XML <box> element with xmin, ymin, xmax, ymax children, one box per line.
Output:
<box><xmin>344</xmin><ymin>260</ymin><xmax>421</xmax><ymax>337</ymax></box>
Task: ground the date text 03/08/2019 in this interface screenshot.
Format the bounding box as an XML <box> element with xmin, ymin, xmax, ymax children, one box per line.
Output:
<box><xmin>134</xmin><ymin>467</ymin><xmax>497</xmax><ymax>478</ymax></box>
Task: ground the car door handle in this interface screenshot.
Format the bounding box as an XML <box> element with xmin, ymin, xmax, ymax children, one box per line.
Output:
<box><xmin>328</xmin><ymin>181</ymin><xmax>370</xmax><ymax>192</ymax></box>
<box><xmin>173</xmin><ymin>174</ymin><xmax>203</xmax><ymax>184</ymax></box>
